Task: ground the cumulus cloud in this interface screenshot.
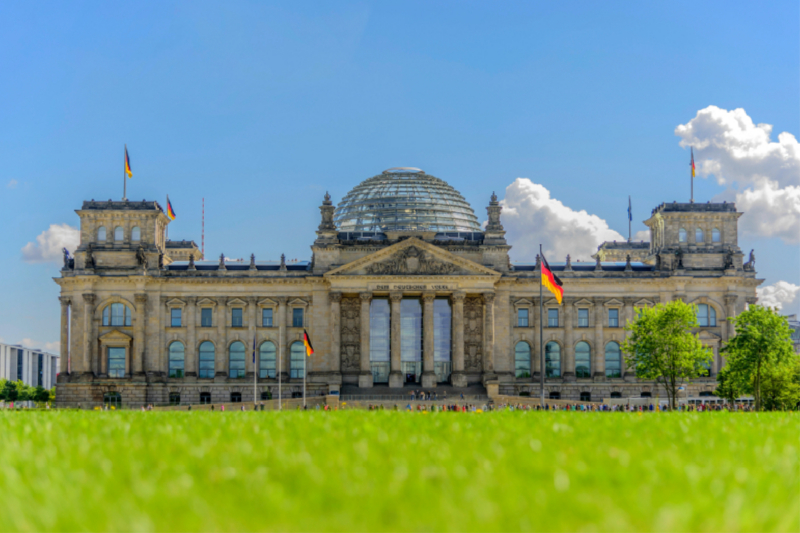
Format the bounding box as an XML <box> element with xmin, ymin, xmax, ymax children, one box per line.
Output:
<box><xmin>756</xmin><ymin>281</ymin><xmax>800</xmax><ymax>312</ymax></box>
<box><xmin>7</xmin><ymin>179</ymin><xmax>18</xmax><ymax>189</ymax></box>
<box><xmin>675</xmin><ymin>106</ymin><xmax>800</xmax><ymax>244</ymax></box>
<box><xmin>632</xmin><ymin>229</ymin><xmax>650</xmax><ymax>242</ymax></box>
<box><xmin>21</xmin><ymin>223</ymin><xmax>80</xmax><ymax>263</ymax></box>
<box><xmin>500</xmin><ymin>178</ymin><xmax>625</xmax><ymax>261</ymax></box>
<box><xmin>21</xmin><ymin>338</ymin><xmax>60</xmax><ymax>354</ymax></box>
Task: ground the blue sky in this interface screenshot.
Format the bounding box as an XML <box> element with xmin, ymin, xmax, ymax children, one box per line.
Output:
<box><xmin>1</xmin><ymin>1</ymin><xmax>798</xmax><ymax>351</ymax></box>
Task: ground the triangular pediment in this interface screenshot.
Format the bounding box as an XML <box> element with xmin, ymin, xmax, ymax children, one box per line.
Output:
<box><xmin>197</xmin><ymin>298</ymin><xmax>217</xmax><ymax>308</ymax></box>
<box><xmin>227</xmin><ymin>298</ymin><xmax>247</xmax><ymax>307</ymax></box>
<box><xmin>258</xmin><ymin>298</ymin><xmax>278</xmax><ymax>307</ymax></box>
<box><xmin>289</xmin><ymin>298</ymin><xmax>308</xmax><ymax>307</ymax></box>
<box><xmin>99</xmin><ymin>330</ymin><xmax>133</xmax><ymax>343</ymax></box>
<box><xmin>514</xmin><ymin>298</ymin><xmax>533</xmax><ymax>307</ymax></box>
<box><xmin>698</xmin><ymin>330</ymin><xmax>721</xmax><ymax>341</ymax></box>
<box><xmin>544</xmin><ymin>298</ymin><xmax>561</xmax><ymax>307</ymax></box>
<box><xmin>324</xmin><ymin>238</ymin><xmax>500</xmax><ymax>277</ymax></box>
<box><xmin>165</xmin><ymin>298</ymin><xmax>186</xmax><ymax>308</ymax></box>
<box><xmin>573</xmin><ymin>298</ymin><xmax>594</xmax><ymax>307</ymax></box>
<box><xmin>604</xmin><ymin>298</ymin><xmax>624</xmax><ymax>307</ymax></box>
<box><xmin>635</xmin><ymin>299</ymin><xmax>655</xmax><ymax>307</ymax></box>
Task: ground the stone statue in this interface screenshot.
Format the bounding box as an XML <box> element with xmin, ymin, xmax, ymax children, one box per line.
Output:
<box><xmin>724</xmin><ymin>249</ymin><xmax>734</xmax><ymax>269</ymax></box>
<box><xmin>743</xmin><ymin>249</ymin><xmax>756</xmax><ymax>271</ymax></box>
<box><xmin>594</xmin><ymin>255</ymin><xmax>602</xmax><ymax>271</ymax></box>
<box><xmin>84</xmin><ymin>243</ymin><xmax>94</xmax><ymax>269</ymax></box>
<box><xmin>249</xmin><ymin>253</ymin><xmax>256</xmax><ymax>270</ymax></box>
<box><xmin>655</xmin><ymin>253</ymin><xmax>662</xmax><ymax>270</ymax></box>
<box><xmin>675</xmin><ymin>248</ymin><xmax>684</xmax><ymax>269</ymax></box>
<box><xmin>280</xmin><ymin>253</ymin><xmax>287</xmax><ymax>271</ymax></box>
<box><xmin>188</xmin><ymin>254</ymin><xmax>195</xmax><ymax>269</ymax></box>
<box><xmin>158</xmin><ymin>253</ymin><xmax>164</xmax><ymax>269</ymax></box>
<box><xmin>491</xmin><ymin>191</ymin><xmax>498</xmax><ymax>204</ymax></box>
<box><xmin>136</xmin><ymin>245</ymin><xmax>147</xmax><ymax>267</ymax></box>
<box><xmin>219</xmin><ymin>253</ymin><xmax>225</xmax><ymax>267</ymax></box>
<box><xmin>565</xmin><ymin>254</ymin><xmax>572</xmax><ymax>271</ymax></box>
<box><xmin>62</xmin><ymin>248</ymin><xmax>71</xmax><ymax>270</ymax></box>
<box><xmin>624</xmin><ymin>254</ymin><xmax>632</xmax><ymax>271</ymax></box>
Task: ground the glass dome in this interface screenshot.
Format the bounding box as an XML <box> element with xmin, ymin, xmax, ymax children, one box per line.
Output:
<box><xmin>334</xmin><ymin>168</ymin><xmax>482</xmax><ymax>232</ymax></box>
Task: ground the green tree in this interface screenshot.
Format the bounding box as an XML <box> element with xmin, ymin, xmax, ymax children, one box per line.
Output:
<box><xmin>760</xmin><ymin>355</ymin><xmax>800</xmax><ymax>411</ymax></box>
<box><xmin>722</xmin><ymin>305</ymin><xmax>795</xmax><ymax>411</ymax></box>
<box><xmin>622</xmin><ymin>300</ymin><xmax>713</xmax><ymax>410</ymax></box>
<box><xmin>33</xmin><ymin>386</ymin><xmax>51</xmax><ymax>404</ymax></box>
<box><xmin>1</xmin><ymin>380</ymin><xmax>18</xmax><ymax>403</ymax></box>
<box><xmin>714</xmin><ymin>366</ymin><xmax>744</xmax><ymax>407</ymax></box>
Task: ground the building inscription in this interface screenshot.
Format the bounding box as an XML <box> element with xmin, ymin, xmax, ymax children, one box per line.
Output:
<box><xmin>370</xmin><ymin>284</ymin><xmax>457</xmax><ymax>292</ymax></box>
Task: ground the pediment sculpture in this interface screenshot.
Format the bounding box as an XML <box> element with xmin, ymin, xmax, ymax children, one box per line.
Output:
<box><xmin>364</xmin><ymin>246</ymin><xmax>457</xmax><ymax>275</ymax></box>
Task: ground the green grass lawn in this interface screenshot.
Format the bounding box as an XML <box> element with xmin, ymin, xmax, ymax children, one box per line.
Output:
<box><xmin>0</xmin><ymin>410</ymin><xmax>797</xmax><ymax>532</ymax></box>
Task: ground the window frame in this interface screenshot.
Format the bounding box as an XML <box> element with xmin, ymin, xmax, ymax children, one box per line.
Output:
<box><xmin>259</xmin><ymin>341</ymin><xmax>277</xmax><ymax>379</ymax></box>
<box><xmin>290</xmin><ymin>341</ymin><xmax>306</xmax><ymax>379</ymax></box>
<box><xmin>261</xmin><ymin>308</ymin><xmax>274</xmax><ymax>328</ymax></box>
<box><xmin>170</xmin><ymin>308</ymin><xmax>182</xmax><ymax>328</ymax></box>
<box><xmin>577</xmin><ymin>308</ymin><xmax>589</xmax><ymax>328</ymax></box>
<box><xmin>114</xmin><ymin>226</ymin><xmax>124</xmax><ymax>242</ymax></box>
<box><xmin>678</xmin><ymin>228</ymin><xmax>687</xmax><ymax>242</ymax></box>
<box><xmin>231</xmin><ymin>308</ymin><xmax>243</xmax><ymax>328</ymax></box>
<box><xmin>608</xmin><ymin>308</ymin><xmax>619</xmax><ymax>328</ymax></box>
<box><xmin>545</xmin><ymin>341</ymin><xmax>561</xmax><ymax>378</ymax></box>
<box><xmin>514</xmin><ymin>341</ymin><xmax>531</xmax><ymax>378</ymax></box>
<box><xmin>292</xmin><ymin>308</ymin><xmax>304</xmax><ymax>328</ymax></box>
<box><xmin>575</xmin><ymin>341</ymin><xmax>591</xmax><ymax>378</ymax></box>
<box><xmin>131</xmin><ymin>226</ymin><xmax>141</xmax><ymax>242</ymax></box>
<box><xmin>107</xmin><ymin>346</ymin><xmax>126</xmax><ymax>378</ymax></box>
<box><xmin>168</xmin><ymin>341</ymin><xmax>185</xmax><ymax>378</ymax></box>
<box><xmin>198</xmin><ymin>341</ymin><xmax>215</xmax><ymax>379</ymax></box>
<box><xmin>547</xmin><ymin>308</ymin><xmax>559</xmax><ymax>328</ymax></box>
<box><xmin>228</xmin><ymin>341</ymin><xmax>246</xmax><ymax>378</ymax></box>
<box><xmin>103</xmin><ymin>303</ymin><xmax>132</xmax><ymax>327</ymax></box>
<box><xmin>517</xmin><ymin>308</ymin><xmax>529</xmax><ymax>328</ymax></box>
<box><xmin>200</xmin><ymin>307</ymin><xmax>213</xmax><ymax>328</ymax></box>
<box><xmin>604</xmin><ymin>341</ymin><xmax>622</xmax><ymax>378</ymax></box>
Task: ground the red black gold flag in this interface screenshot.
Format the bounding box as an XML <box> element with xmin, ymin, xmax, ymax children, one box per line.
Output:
<box><xmin>540</xmin><ymin>253</ymin><xmax>564</xmax><ymax>304</ymax></box>
<box><xmin>691</xmin><ymin>148</ymin><xmax>696</xmax><ymax>178</ymax></box>
<box><xmin>125</xmin><ymin>145</ymin><xmax>132</xmax><ymax>178</ymax></box>
<box><xmin>166</xmin><ymin>195</ymin><xmax>176</xmax><ymax>221</ymax></box>
<box><xmin>303</xmin><ymin>330</ymin><xmax>314</xmax><ymax>357</ymax></box>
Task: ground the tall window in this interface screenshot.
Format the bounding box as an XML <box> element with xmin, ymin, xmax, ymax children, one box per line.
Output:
<box><xmin>290</xmin><ymin>341</ymin><xmax>305</xmax><ymax>379</ymax></box>
<box><xmin>170</xmin><ymin>308</ymin><xmax>182</xmax><ymax>327</ymax></box>
<box><xmin>169</xmin><ymin>393</ymin><xmax>180</xmax><ymax>405</ymax></box>
<box><xmin>201</xmin><ymin>308</ymin><xmax>213</xmax><ymax>327</ymax></box>
<box><xmin>517</xmin><ymin>308</ymin><xmax>529</xmax><ymax>327</ymax></box>
<box><xmin>107</xmin><ymin>347</ymin><xmax>126</xmax><ymax>378</ymax></box>
<box><xmin>168</xmin><ymin>342</ymin><xmax>185</xmax><ymax>378</ymax></box>
<box><xmin>400</xmin><ymin>299</ymin><xmax>423</xmax><ymax>383</ymax></box>
<box><xmin>712</xmin><ymin>228</ymin><xmax>721</xmax><ymax>243</ymax></box>
<box><xmin>230</xmin><ymin>392</ymin><xmax>242</xmax><ymax>403</ymax></box>
<box><xmin>37</xmin><ymin>353</ymin><xmax>43</xmax><ymax>387</ymax></box>
<box><xmin>259</xmin><ymin>341</ymin><xmax>276</xmax><ymax>378</ymax></box>
<box><xmin>370</xmin><ymin>299</ymin><xmax>390</xmax><ymax>383</ymax></box>
<box><xmin>608</xmin><ymin>308</ymin><xmax>619</xmax><ymax>328</ymax></box>
<box><xmin>679</xmin><ymin>228</ymin><xmax>687</xmax><ymax>242</ymax></box>
<box><xmin>229</xmin><ymin>342</ymin><xmax>245</xmax><ymax>378</ymax></box>
<box><xmin>131</xmin><ymin>226</ymin><xmax>141</xmax><ymax>241</ymax></box>
<box><xmin>15</xmin><ymin>349</ymin><xmax>22</xmax><ymax>381</ymax></box>
<box><xmin>545</xmin><ymin>342</ymin><xmax>561</xmax><ymax>378</ymax></box>
<box><xmin>103</xmin><ymin>303</ymin><xmax>132</xmax><ymax>326</ymax></box>
<box><xmin>696</xmin><ymin>228</ymin><xmax>704</xmax><ymax>243</ymax></box>
<box><xmin>103</xmin><ymin>392</ymin><xmax>121</xmax><ymax>408</ymax></box>
<box><xmin>97</xmin><ymin>226</ymin><xmax>107</xmax><ymax>241</ymax></box>
<box><xmin>578</xmin><ymin>308</ymin><xmax>589</xmax><ymax>328</ymax></box>
<box><xmin>697</xmin><ymin>304</ymin><xmax>716</xmax><ymax>327</ymax></box>
<box><xmin>200</xmin><ymin>392</ymin><xmax>211</xmax><ymax>404</ymax></box>
<box><xmin>575</xmin><ymin>342</ymin><xmax>591</xmax><ymax>378</ymax></box>
<box><xmin>433</xmin><ymin>298</ymin><xmax>452</xmax><ymax>383</ymax></box>
<box><xmin>700</xmin><ymin>358</ymin><xmax>712</xmax><ymax>377</ymax></box>
<box><xmin>514</xmin><ymin>342</ymin><xmax>531</xmax><ymax>378</ymax></box>
<box><xmin>292</xmin><ymin>308</ymin><xmax>304</xmax><ymax>327</ymax></box>
<box><xmin>580</xmin><ymin>392</ymin><xmax>591</xmax><ymax>402</ymax></box>
<box><xmin>114</xmin><ymin>226</ymin><xmax>124</xmax><ymax>241</ymax></box>
<box><xmin>262</xmin><ymin>308</ymin><xmax>273</xmax><ymax>327</ymax></box>
<box><xmin>548</xmin><ymin>309</ymin><xmax>559</xmax><ymax>327</ymax></box>
<box><xmin>231</xmin><ymin>308</ymin><xmax>243</xmax><ymax>327</ymax></box>
<box><xmin>605</xmin><ymin>342</ymin><xmax>622</xmax><ymax>378</ymax></box>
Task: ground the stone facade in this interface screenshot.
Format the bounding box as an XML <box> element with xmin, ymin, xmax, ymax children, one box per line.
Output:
<box><xmin>55</xmin><ymin>181</ymin><xmax>762</xmax><ymax>407</ymax></box>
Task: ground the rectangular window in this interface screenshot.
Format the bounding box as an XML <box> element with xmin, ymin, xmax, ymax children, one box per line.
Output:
<box><xmin>578</xmin><ymin>308</ymin><xmax>589</xmax><ymax>328</ymax></box>
<box><xmin>107</xmin><ymin>347</ymin><xmax>126</xmax><ymax>378</ymax></box>
<box><xmin>37</xmin><ymin>353</ymin><xmax>43</xmax><ymax>387</ymax></box>
<box><xmin>170</xmin><ymin>308</ymin><xmax>182</xmax><ymax>327</ymax></box>
<box><xmin>16</xmin><ymin>349</ymin><xmax>23</xmax><ymax>381</ymax></box>
<box><xmin>292</xmin><ymin>308</ymin><xmax>304</xmax><ymax>327</ymax></box>
<box><xmin>608</xmin><ymin>309</ymin><xmax>619</xmax><ymax>328</ymax></box>
<box><xmin>517</xmin><ymin>308</ymin><xmax>529</xmax><ymax>328</ymax></box>
<box><xmin>548</xmin><ymin>309</ymin><xmax>559</xmax><ymax>328</ymax></box>
<box><xmin>231</xmin><ymin>308</ymin><xmax>243</xmax><ymax>327</ymax></box>
<box><xmin>262</xmin><ymin>308</ymin><xmax>273</xmax><ymax>327</ymax></box>
<box><xmin>201</xmin><ymin>308</ymin><xmax>213</xmax><ymax>327</ymax></box>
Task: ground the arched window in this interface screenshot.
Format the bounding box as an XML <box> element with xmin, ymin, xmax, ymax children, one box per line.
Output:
<box><xmin>697</xmin><ymin>304</ymin><xmax>716</xmax><ymax>327</ymax></box>
<box><xmin>545</xmin><ymin>342</ymin><xmax>561</xmax><ymax>378</ymax></box>
<box><xmin>229</xmin><ymin>341</ymin><xmax>245</xmax><ymax>378</ymax></box>
<box><xmin>712</xmin><ymin>228</ymin><xmax>721</xmax><ymax>243</ymax></box>
<box><xmin>169</xmin><ymin>393</ymin><xmax>180</xmax><ymax>405</ymax></box>
<box><xmin>610</xmin><ymin>391</ymin><xmax>622</xmax><ymax>398</ymax></box>
<box><xmin>580</xmin><ymin>392</ymin><xmax>591</xmax><ymax>402</ymax></box>
<box><xmin>131</xmin><ymin>226</ymin><xmax>141</xmax><ymax>241</ymax></box>
<box><xmin>198</xmin><ymin>342</ymin><xmax>215</xmax><ymax>379</ymax></box>
<box><xmin>103</xmin><ymin>391</ymin><xmax>121</xmax><ymax>408</ymax></box>
<box><xmin>114</xmin><ymin>226</ymin><xmax>124</xmax><ymax>241</ymax></box>
<box><xmin>290</xmin><ymin>341</ymin><xmax>305</xmax><ymax>379</ymax></box>
<box><xmin>200</xmin><ymin>392</ymin><xmax>212</xmax><ymax>404</ymax></box>
<box><xmin>700</xmin><ymin>358</ymin><xmax>712</xmax><ymax>377</ymax></box>
<box><xmin>514</xmin><ymin>342</ymin><xmax>531</xmax><ymax>378</ymax></box>
<box><xmin>259</xmin><ymin>341</ymin><xmax>276</xmax><ymax>379</ymax></box>
<box><xmin>695</xmin><ymin>228</ymin><xmax>704</xmax><ymax>243</ymax></box>
<box><xmin>549</xmin><ymin>391</ymin><xmax>561</xmax><ymax>400</ymax></box>
<box><xmin>575</xmin><ymin>342</ymin><xmax>591</xmax><ymax>378</ymax></box>
<box><xmin>97</xmin><ymin>226</ymin><xmax>107</xmax><ymax>241</ymax></box>
<box><xmin>605</xmin><ymin>342</ymin><xmax>622</xmax><ymax>378</ymax></box>
<box><xmin>230</xmin><ymin>392</ymin><xmax>242</xmax><ymax>403</ymax></box>
<box><xmin>168</xmin><ymin>341</ymin><xmax>185</xmax><ymax>378</ymax></box>
<box><xmin>102</xmin><ymin>303</ymin><xmax>132</xmax><ymax>327</ymax></box>
<box><xmin>679</xmin><ymin>228</ymin><xmax>687</xmax><ymax>242</ymax></box>
<box><xmin>107</xmin><ymin>347</ymin><xmax>126</xmax><ymax>378</ymax></box>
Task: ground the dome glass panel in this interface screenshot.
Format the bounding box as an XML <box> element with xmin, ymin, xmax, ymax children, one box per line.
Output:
<box><xmin>334</xmin><ymin>168</ymin><xmax>482</xmax><ymax>232</ymax></box>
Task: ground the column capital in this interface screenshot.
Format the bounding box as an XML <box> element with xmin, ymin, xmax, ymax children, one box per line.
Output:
<box><xmin>452</xmin><ymin>291</ymin><xmax>466</xmax><ymax>303</ymax></box>
<box><xmin>592</xmin><ymin>296</ymin><xmax>606</xmax><ymax>306</ymax></box>
<box><xmin>359</xmin><ymin>292</ymin><xmax>372</xmax><ymax>302</ymax></box>
<box><xmin>134</xmin><ymin>293</ymin><xmax>148</xmax><ymax>304</ymax></box>
<box><xmin>276</xmin><ymin>296</ymin><xmax>288</xmax><ymax>305</ymax></box>
<box><xmin>622</xmin><ymin>297</ymin><xmax>637</xmax><ymax>306</ymax></box>
<box><xmin>246</xmin><ymin>296</ymin><xmax>258</xmax><ymax>305</ymax></box>
<box><xmin>745</xmin><ymin>296</ymin><xmax>757</xmax><ymax>305</ymax></box>
<box><xmin>483</xmin><ymin>292</ymin><xmax>495</xmax><ymax>305</ymax></box>
<box><xmin>422</xmin><ymin>292</ymin><xmax>436</xmax><ymax>303</ymax></box>
<box><xmin>724</xmin><ymin>294</ymin><xmax>738</xmax><ymax>305</ymax></box>
<box><xmin>82</xmin><ymin>293</ymin><xmax>96</xmax><ymax>304</ymax></box>
<box><xmin>59</xmin><ymin>296</ymin><xmax>72</xmax><ymax>306</ymax></box>
<box><xmin>186</xmin><ymin>296</ymin><xmax>198</xmax><ymax>305</ymax></box>
<box><xmin>389</xmin><ymin>291</ymin><xmax>403</xmax><ymax>302</ymax></box>
<box><xmin>329</xmin><ymin>292</ymin><xmax>342</xmax><ymax>303</ymax></box>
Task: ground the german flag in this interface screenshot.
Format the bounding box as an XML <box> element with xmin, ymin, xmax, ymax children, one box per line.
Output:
<box><xmin>691</xmin><ymin>147</ymin><xmax>696</xmax><ymax>178</ymax></box>
<box><xmin>124</xmin><ymin>145</ymin><xmax>132</xmax><ymax>178</ymax></box>
<box><xmin>540</xmin><ymin>253</ymin><xmax>564</xmax><ymax>304</ymax></box>
<box><xmin>166</xmin><ymin>195</ymin><xmax>176</xmax><ymax>221</ymax></box>
<box><xmin>303</xmin><ymin>330</ymin><xmax>314</xmax><ymax>357</ymax></box>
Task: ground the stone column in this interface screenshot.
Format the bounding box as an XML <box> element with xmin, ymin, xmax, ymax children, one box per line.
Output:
<box><xmin>276</xmin><ymin>297</ymin><xmax>288</xmax><ymax>380</ymax></box>
<box><xmin>133</xmin><ymin>293</ymin><xmax>147</xmax><ymax>376</ymax></box>
<box><xmin>563</xmin><ymin>298</ymin><xmax>574</xmax><ymax>380</ymax></box>
<box><xmin>482</xmin><ymin>292</ymin><xmax>496</xmax><ymax>382</ymax></box>
<box><xmin>329</xmin><ymin>292</ymin><xmax>342</xmax><ymax>379</ymax></box>
<box><xmin>82</xmin><ymin>293</ymin><xmax>95</xmax><ymax>376</ymax></box>
<box><xmin>451</xmin><ymin>292</ymin><xmax>467</xmax><ymax>388</ymax></box>
<box><xmin>216</xmin><ymin>297</ymin><xmax>227</xmax><ymax>377</ymax></box>
<box><xmin>622</xmin><ymin>297</ymin><xmax>636</xmax><ymax>380</ymax></box>
<box><xmin>421</xmin><ymin>292</ymin><xmax>437</xmax><ymax>388</ymax></box>
<box><xmin>246</xmin><ymin>297</ymin><xmax>257</xmax><ymax>377</ymax></box>
<box><xmin>531</xmin><ymin>297</ymin><xmax>540</xmax><ymax>377</ymax></box>
<box><xmin>59</xmin><ymin>297</ymin><xmax>71</xmax><ymax>374</ymax></box>
<box><xmin>388</xmin><ymin>292</ymin><xmax>404</xmax><ymax>388</ymax></box>
<box><xmin>185</xmin><ymin>297</ymin><xmax>197</xmax><ymax>377</ymax></box>
<box><xmin>593</xmin><ymin>297</ymin><xmax>605</xmax><ymax>379</ymax></box>
<box><xmin>358</xmin><ymin>292</ymin><xmax>373</xmax><ymax>388</ymax></box>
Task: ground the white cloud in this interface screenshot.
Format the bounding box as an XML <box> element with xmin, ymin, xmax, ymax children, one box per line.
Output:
<box><xmin>7</xmin><ymin>179</ymin><xmax>18</xmax><ymax>189</ymax></box>
<box><xmin>21</xmin><ymin>338</ymin><xmax>60</xmax><ymax>354</ymax></box>
<box><xmin>21</xmin><ymin>224</ymin><xmax>80</xmax><ymax>263</ymax></box>
<box><xmin>632</xmin><ymin>229</ymin><xmax>650</xmax><ymax>242</ymax></box>
<box><xmin>499</xmin><ymin>178</ymin><xmax>625</xmax><ymax>261</ymax></box>
<box><xmin>675</xmin><ymin>106</ymin><xmax>800</xmax><ymax>244</ymax></box>
<box><xmin>756</xmin><ymin>281</ymin><xmax>800</xmax><ymax>312</ymax></box>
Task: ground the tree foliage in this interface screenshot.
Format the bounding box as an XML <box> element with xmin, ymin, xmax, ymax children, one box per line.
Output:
<box><xmin>622</xmin><ymin>300</ymin><xmax>713</xmax><ymax>410</ymax></box>
<box><xmin>722</xmin><ymin>305</ymin><xmax>796</xmax><ymax>411</ymax></box>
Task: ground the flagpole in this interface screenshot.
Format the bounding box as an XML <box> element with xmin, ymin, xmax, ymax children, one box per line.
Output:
<box><xmin>539</xmin><ymin>244</ymin><xmax>545</xmax><ymax>409</ymax></box>
<box><xmin>253</xmin><ymin>337</ymin><xmax>257</xmax><ymax>408</ymax></box>
<box><xmin>628</xmin><ymin>196</ymin><xmax>632</xmax><ymax>243</ymax></box>
<box><xmin>278</xmin><ymin>324</ymin><xmax>283</xmax><ymax>410</ymax></box>
<box><xmin>123</xmin><ymin>145</ymin><xmax>127</xmax><ymax>201</ymax></box>
<box><xmin>690</xmin><ymin>148</ymin><xmax>694</xmax><ymax>203</ymax></box>
<box><xmin>303</xmin><ymin>351</ymin><xmax>307</xmax><ymax>409</ymax></box>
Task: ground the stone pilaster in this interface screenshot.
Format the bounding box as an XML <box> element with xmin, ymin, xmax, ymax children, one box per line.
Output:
<box><xmin>358</xmin><ymin>292</ymin><xmax>373</xmax><ymax>387</ymax></box>
<box><xmin>329</xmin><ymin>292</ymin><xmax>342</xmax><ymax>381</ymax></box>
<box><xmin>133</xmin><ymin>293</ymin><xmax>147</xmax><ymax>376</ymax></box>
<box><xmin>246</xmin><ymin>296</ymin><xmax>257</xmax><ymax>377</ymax></box>
<box><xmin>451</xmin><ymin>292</ymin><xmax>467</xmax><ymax>388</ymax></box>
<box><xmin>276</xmin><ymin>297</ymin><xmax>288</xmax><ymax>379</ymax></box>
<box><xmin>59</xmin><ymin>296</ymin><xmax>71</xmax><ymax>374</ymax></box>
<box><xmin>215</xmin><ymin>297</ymin><xmax>227</xmax><ymax>378</ymax></box>
<box><xmin>389</xmin><ymin>292</ymin><xmax>404</xmax><ymax>388</ymax></box>
<box><xmin>421</xmin><ymin>292</ymin><xmax>436</xmax><ymax>388</ymax></box>
<box><xmin>82</xmin><ymin>293</ymin><xmax>95</xmax><ymax>376</ymax></box>
<box><xmin>593</xmin><ymin>297</ymin><xmax>605</xmax><ymax>379</ymax></box>
<box><xmin>482</xmin><ymin>292</ymin><xmax>496</xmax><ymax>382</ymax></box>
<box><xmin>185</xmin><ymin>297</ymin><xmax>197</xmax><ymax>377</ymax></box>
<box><xmin>562</xmin><ymin>298</ymin><xmax>575</xmax><ymax>380</ymax></box>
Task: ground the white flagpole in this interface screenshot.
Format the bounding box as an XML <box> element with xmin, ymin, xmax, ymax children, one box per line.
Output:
<box><xmin>303</xmin><ymin>351</ymin><xmax>307</xmax><ymax>409</ymax></box>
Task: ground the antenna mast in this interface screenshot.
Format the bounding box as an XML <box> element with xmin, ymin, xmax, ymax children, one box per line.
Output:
<box><xmin>202</xmin><ymin>197</ymin><xmax>205</xmax><ymax>258</ymax></box>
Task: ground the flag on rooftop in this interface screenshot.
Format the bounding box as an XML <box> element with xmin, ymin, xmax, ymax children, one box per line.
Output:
<box><xmin>691</xmin><ymin>148</ymin><xmax>696</xmax><ymax>178</ymax></box>
<box><xmin>540</xmin><ymin>253</ymin><xmax>564</xmax><ymax>304</ymax></box>
<box><xmin>166</xmin><ymin>195</ymin><xmax>176</xmax><ymax>220</ymax></box>
<box><xmin>124</xmin><ymin>145</ymin><xmax>132</xmax><ymax>178</ymax></box>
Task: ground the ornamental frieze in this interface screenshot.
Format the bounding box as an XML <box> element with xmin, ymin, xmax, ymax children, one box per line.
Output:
<box><xmin>364</xmin><ymin>246</ymin><xmax>457</xmax><ymax>276</ymax></box>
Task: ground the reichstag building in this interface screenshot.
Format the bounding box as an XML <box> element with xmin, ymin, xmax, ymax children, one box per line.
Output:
<box><xmin>55</xmin><ymin>167</ymin><xmax>761</xmax><ymax>406</ymax></box>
